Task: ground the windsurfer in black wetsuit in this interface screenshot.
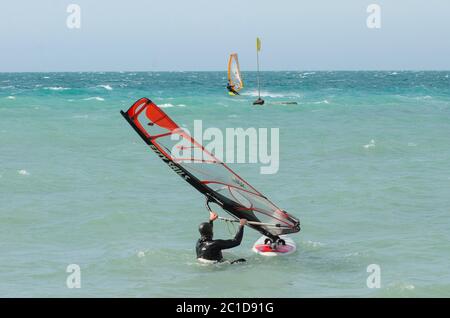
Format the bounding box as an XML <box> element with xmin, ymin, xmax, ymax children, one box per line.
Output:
<box><xmin>226</xmin><ymin>80</ymin><xmax>240</xmax><ymax>95</ymax></box>
<box><xmin>196</xmin><ymin>211</ymin><xmax>247</xmax><ymax>263</ymax></box>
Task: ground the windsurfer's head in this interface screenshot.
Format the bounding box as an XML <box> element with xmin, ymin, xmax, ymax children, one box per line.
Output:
<box><xmin>199</xmin><ymin>222</ymin><xmax>213</xmax><ymax>239</ymax></box>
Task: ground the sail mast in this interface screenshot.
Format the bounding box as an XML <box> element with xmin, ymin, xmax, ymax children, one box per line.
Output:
<box><xmin>256</xmin><ymin>43</ymin><xmax>260</xmax><ymax>99</ymax></box>
<box><xmin>253</xmin><ymin>37</ymin><xmax>265</xmax><ymax>105</ymax></box>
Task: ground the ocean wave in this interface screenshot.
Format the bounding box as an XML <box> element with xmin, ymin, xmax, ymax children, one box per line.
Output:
<box><xmin>83</xmin><ymin>97</ymin><xmax>105</xmax><ymax>101</ymax></box>
<box><xmin>387</xmin><ymin>282</ymin><xmax>416</xmax><ymax>291</ymax></box>
<box><xmin>344</xmin><ymin>252</ymin><xmax>361</xmax><ymax>257</ymax></box>
<box><xmin>299</xmin><ymin>72</ymin><xmax>316</xmax><ymax>78</ymax></box>
<box><xmin>18</xmin><ymin>169</ymin><xmax>30</xmax><ymax>176</ymax></box>
<box><xmin>415</xmin><ymin>95</ymin><xmax>432</xmax><ymax>100</ymax></box>
<box><xmin>44</xmin><ymin>86</ymin><xmax>71</xmax><ymax>91</ymax></box>
<box><xmin>158</xmin><ymin>103</ymin><xmax>187</xmax><ymax>108</ymax></box>
<box><xmin>312</xmin><ymin>100</ymin><xmax>330</xmax><ymax>104</ymax></box>
<box><xmin>363</xmin><ymin>139</ymin><xmax>376</xmax><ymax>149</ymax></box>
<box><xmin>6</xmin><ymin>96</ymin><xmax>16</xmax><ymax>100</ymax></box>
<box><xmin>98</xmin><ymin>84</ymin><xmax>113</xmax><ymax>91</ymax></box>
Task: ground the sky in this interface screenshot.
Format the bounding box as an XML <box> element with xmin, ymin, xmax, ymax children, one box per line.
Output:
<box><xmin>0</xmin><ymin>0</ymin><xmax>449</xmax><ymax>71</ymax></box>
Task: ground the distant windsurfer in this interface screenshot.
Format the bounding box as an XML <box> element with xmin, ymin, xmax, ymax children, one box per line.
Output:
<box><xmin>196</xmin><ymin>210</ymin><xmax>247</xmax><ymax>263</ymax></box>
<box><xmin>226</xmin><ymin>80</ymin><xmax>240</xmax><ymax>95</ymax></box>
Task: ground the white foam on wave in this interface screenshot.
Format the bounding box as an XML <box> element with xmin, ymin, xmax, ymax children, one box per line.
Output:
<box><xmin>401</xmin><ymin>284</ymin><xmax>415</xmax><ymax>290</ymax></box>
<box><xmin>84</xmin><ymin>97</ymin><xmax>105</xmax><ymax>101</ymax></box>
<box><xmin>299</xmin><ymin>72</ymin><xmax>316</xmax><ymax>78</ymax></box>
<box><xmin>6</xmin><ymin>96</ymin><xmax>16</xmax><ymax>100</ymax></box>
<box><xmin>137</xmin><ymin>251</ymin><xmax>145</xmax><ymax>258</ymax></box>
<box><xmin>312</xmin><ymin>100</ymin><xmax>330</xmax><ymax>104</ymax></box>
<box><xmin>388</xmin><ymin>282</ymin><xmax>415</xmax><ymax>291</ymax></box>
<box><xmin>159</xmin><ymin>103</ymin><xmax>174</xmax><ymax>108</ymax></box>
<box><xmin>158</xmin><ymin>103</ymin><xmax>187</xmax><ymax>108</ymax></box>
<box><xmin>407</xmin><ymin>142</ymin><xmax>417</xmax><ymax>147</ymax></box>
<box><xmin>363</xmin><ymin>139</ymin><xmax>376</xmax><ymax>149</ymax></box>
<box><xmin>98</xmin><ymin>84</ymin><xmax>113</xmax><ymax>91</ymax></box>
<box><xmin>18</xmin><ymin>169</ymin><xmax>30</xmax><ymax>176</ymax></box>
<box><xmin>344</xmin><ymin>252</ymin><xmax>360</xmax><ymax>257</ymax></box>
<box><xmin>44</xmin><ymin>86</ymin><xmax>71</xmax><ymax>91</ymax></box>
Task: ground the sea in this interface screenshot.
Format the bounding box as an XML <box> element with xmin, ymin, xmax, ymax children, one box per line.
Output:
<box><xmin>1</xmin><ymin>71</ymin><xmax>449</xmax><ymax>297</ymax></box>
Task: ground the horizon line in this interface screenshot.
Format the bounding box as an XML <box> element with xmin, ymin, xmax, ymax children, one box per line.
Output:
<box><xmin>1</xmin><ymin>69</ymin><xmax>449</xmax><ymax>74</ymax></box>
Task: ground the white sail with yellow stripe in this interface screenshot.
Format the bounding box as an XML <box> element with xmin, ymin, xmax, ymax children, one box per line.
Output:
<box><xmin>227</xmin><ymin>53</ymin><xmax>243</xmax><ymax>92</ymax></box>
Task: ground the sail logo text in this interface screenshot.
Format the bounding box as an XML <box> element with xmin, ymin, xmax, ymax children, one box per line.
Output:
<box><xmin>170</xmin><ymin>120</ymin><xmax>280</xmax><ymax>174</ymax></box>
<box><xmin>149</xmin><ymin>144</ymin><xmax>190</xmax><ymax>181</ymax></box>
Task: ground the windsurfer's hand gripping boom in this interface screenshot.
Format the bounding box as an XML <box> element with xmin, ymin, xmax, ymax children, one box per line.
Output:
<box><xmin>207</xmin><ymin>201</ymin><xmax>247</xmax><ymax>226</ymax></box>
<box><xmin>209</xmin><ymin>211</ymin><xmax>218</xmax><ymax>222</ymax></box>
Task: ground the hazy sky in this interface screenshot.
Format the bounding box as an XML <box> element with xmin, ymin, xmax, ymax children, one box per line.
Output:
<box><xmin>1</xmin><ymin>0</ymin><xmax>449</xmax><ymax>71</ymax></box>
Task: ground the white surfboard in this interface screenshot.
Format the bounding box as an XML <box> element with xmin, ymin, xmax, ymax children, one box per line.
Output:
<box><xmin>252</xmin><ymin>235</ymin><xmax>296</xmax><ymax>256</ymax></box>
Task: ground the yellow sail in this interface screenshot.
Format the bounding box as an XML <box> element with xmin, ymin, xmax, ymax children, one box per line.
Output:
<box><xmin>256</xmin><ymin>37</ymin><xmax>261</xmax><ymax>52</ymax></box>
<box><xmin>227</xmin><ymin>53</ymin><xmax>243</xmax><ymax>92</ymax></box>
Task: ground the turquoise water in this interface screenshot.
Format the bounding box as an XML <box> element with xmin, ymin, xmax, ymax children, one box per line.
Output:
<box><xmin>1</xmin><ymin>71</ymin><xmax>450</xmax><ymax>297</ymax></box>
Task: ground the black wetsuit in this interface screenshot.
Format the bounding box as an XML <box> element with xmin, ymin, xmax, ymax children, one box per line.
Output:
<box><xmin>196</xmin><ymin>221</ymin><xmax>244</xmax><ymax>262</ymax></box>
<box><xmin>227</xmin><ymin>83</ymin><xmax>240</xmax><ymax>95</ymax></box>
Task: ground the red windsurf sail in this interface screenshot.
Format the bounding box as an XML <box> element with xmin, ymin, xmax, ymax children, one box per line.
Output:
<box><xmin>121</xmin><ymin>98</ymin><xmax>300</xmax><ymax>239</ymax></box>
